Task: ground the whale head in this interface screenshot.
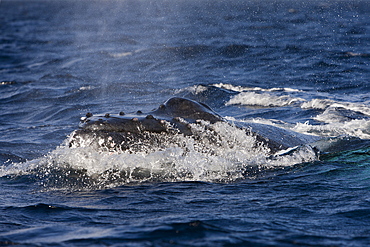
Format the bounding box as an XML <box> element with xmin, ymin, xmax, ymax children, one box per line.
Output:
<box><xmin>68</xmin><ymin>97</ymin><xmax>223</xmax><ymax>152</ymax></box>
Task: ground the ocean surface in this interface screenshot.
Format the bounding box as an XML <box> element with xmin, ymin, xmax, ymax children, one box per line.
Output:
<box><xmin>1</xmin><ymin>0</ymin><xmax>370</xmax><ymax>246</ymax></box>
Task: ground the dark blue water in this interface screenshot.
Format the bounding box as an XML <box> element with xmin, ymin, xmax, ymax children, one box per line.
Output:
<box><xmin>1</xmin><ymin>0</ymin><xmax>370</xmax><ymax>246</ymax></box>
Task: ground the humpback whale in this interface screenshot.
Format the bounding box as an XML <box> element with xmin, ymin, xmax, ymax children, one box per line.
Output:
<box><xmin>68</xmin><ymin>97</ymin><xmax>368</xmax><ymax>156</ymax></box>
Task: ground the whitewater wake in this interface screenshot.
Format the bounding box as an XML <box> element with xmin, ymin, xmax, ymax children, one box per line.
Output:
<box><xmin>0</xmin><ymin>121</ymin><xmax>318</xmax><ymax>191</ymax></box>
<box><xmin>3</xmin><ymin>83</ymin><xmax>369</xmax><ymax>190</ymax></box>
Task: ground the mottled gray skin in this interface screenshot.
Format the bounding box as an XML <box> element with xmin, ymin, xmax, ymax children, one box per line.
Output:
<box><xmin>76</xmin><ymin>97</ymin><xmax>222</xmax><ymax>134</ymax></box>
<box><xmin>69</xmin><ymin>98</ymin><xmax>224</xmax><ymax>152</ymax></box>
<box><xmin>69</xmin><ymin>97</ymin><xmax>320</xmax><ymax>154</ymax></box>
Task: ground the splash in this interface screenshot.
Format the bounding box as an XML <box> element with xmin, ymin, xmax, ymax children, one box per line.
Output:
<box><xmin>0</xmin><ymin>121</ymin><xmax>318</xmax><ymax>191</ymax></box>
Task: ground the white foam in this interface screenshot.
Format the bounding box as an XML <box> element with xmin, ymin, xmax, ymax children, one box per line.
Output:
<box><xmin>301</xmin><ymin>98</ymin><xmax>334</xmax><ymax>110</ymax></box>
<box><xmin>302</xmin><ymin>99</ymin><xmax>370</xmax><ymax>117</ymax></box>
<box><xmin>241</xmin><ymin>110</ymin><xmax>370</xmax><ymax>140</ymax></box>
<box><xmin>107</xmin><ymin>48</ymin><xmax>144</xmax><ymax>58</ymax></box>
<box><xmin>299</xmin><ymin>99</ymin><xmax>370</xmax><ymax>138</ymax></box>
<box><xmin>218</xmin><ymin>85</ymin><xmax>370</xmax><ymax>140</ymax></box>
<box><xmin>109</xmin><ymin>51</ymin><xmax>133</xmax><ymax>58</ymax></box>
<box><xmin>0</xmin><ymin>121</ymin><xmax>319</xmax><ymax>190</ymax></box>
<box><xmin>226</xmin><ymin>91</ymin><xmax>305</xmax><ymax>107</ymax></box>
<box><xmin>293</xmin><ymin>119</ymin><xmax>370</xmax><ymax>139</ymax></box>
<box><xmin>212</xmin><ymin>83</ymin><xmax>302</xmax><ymax>93</ymax></box>
<box><xmin>175</xmin><ymin>84</ymin><xmax>208</xmax><ymax>95</ymax></box>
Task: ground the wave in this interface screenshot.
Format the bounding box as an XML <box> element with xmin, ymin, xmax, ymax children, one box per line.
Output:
<box><xmin>210</xmin><ymin>84</ymin><xmax>370</xmax><ymax>113</ymax></box>
<box><xmin>211</xmin><ymin>83</ymin><xmax>306</xmax><ymax>107</ymax></box>
<box><xmin>201</xmin><ymin>83</ymin><xmax>370</xmax><ymax>139</ymax></box>
<box><xmin>302</xmin><ymin>99</ymin><xmax>370</xmax><ymax>119</ymax></box>
<box><xmin>225</xmin><ymin>91</ymin><xmax>304</xmax><ymax>107</ymax></box>
<box><xmin>293</xmin><ymin>119</ymin><xmax>370</xmax><ymax>139</ymax></box>
<box><xmin>213</xmin><ymin>83</ymin><xmax>302</xmax><ymax>93</ymax></box>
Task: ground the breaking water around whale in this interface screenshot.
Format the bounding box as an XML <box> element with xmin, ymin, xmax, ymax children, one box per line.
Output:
<box><xmin>3</xmin><ymin>84</ymin><xmax>369</xmax><ymax>191</ymax></box>
<box><xmin>1</xmin><ymin>0</ymin><xmax>370</xmax><ymax>246</ymax></box>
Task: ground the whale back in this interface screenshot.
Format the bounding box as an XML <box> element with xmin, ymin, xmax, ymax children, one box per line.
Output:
<box><xmin>69</xmin><ymin>97</ymin><xmax>323</xmax><ymax>154</ymax></box>
<box><xmin>152</xmin><ymin>97</ymin><xmax>223</xmax><ymax>123</ymax></box>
